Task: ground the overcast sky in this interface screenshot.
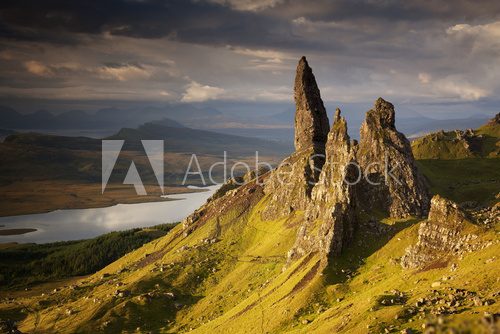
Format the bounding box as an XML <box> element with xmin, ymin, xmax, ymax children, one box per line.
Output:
<box><xmin>1</xmin><ymin>0</ymin><xmax>500</xmax><ymax>118</ymax></box>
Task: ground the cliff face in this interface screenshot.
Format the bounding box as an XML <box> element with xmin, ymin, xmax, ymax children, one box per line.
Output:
<box><xmin>358</xmin><ymin>98</ymin><xmax>430</xmax><ymax>218</ymax></box>
<box><xmin>401</xmin><ymin>195</ymin><xmax>482</xmax><ymax>269</ymax></box>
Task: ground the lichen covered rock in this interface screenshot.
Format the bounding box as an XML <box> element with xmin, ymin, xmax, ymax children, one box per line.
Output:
<box><xmin>287</xmin><ymin>109</ymin><xmax>358</xmax><ymax>264</ymax></box>
<box><xmin>358</xmin><ymin>97</ymin><xmax>430</xmax><ymax>218</ymax></box>
<box><xmin>401</xmin><ymin>195</ymin><xmax>481</xmax><ymax>269</ymax></box>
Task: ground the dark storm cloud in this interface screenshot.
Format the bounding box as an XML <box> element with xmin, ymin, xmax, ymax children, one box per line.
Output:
<box><xmin>1</xmin><ymin>0</ymin><xmax>500</xmax><ymax>115</ymax></box>
<box><xmin>2</xmin><ymin>0</ymin><xmax>500</xmax><ymax>48</ymax></box>
<box><xmin>268</xmin><ymin>0</ymin><xmax>500</xmax><ymax>22</ymax></box>
<box><xmin>0</xmin><ymin>0</ymin><xmax>293</xmax><ymax>47</ymax></box>
<box><xmin>0</xmin><ymin>0</ymin><xmax>500</xmax><ymax>53</ymax></box>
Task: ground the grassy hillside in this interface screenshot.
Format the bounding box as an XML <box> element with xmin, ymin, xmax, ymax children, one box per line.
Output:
<box><xmin>0</xmin><ymin>119</ymin><xmax>498</xmax><ymax>333</ymax></box>
<box><xmin>1</xmin><ymin>166</ymin><xmax>498</xmax><ymax>333</ymax></box>
<box><xmin>416</xmin><ymin>158</ymin><xmax>500</xmax><ymax>206</ymax></box>
<box><xmin>411</xmin><ymin>115</ymin><xmax>499</xmax><ymax>160</ymax></box>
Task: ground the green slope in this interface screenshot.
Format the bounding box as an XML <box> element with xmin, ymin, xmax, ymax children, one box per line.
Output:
<box><xmin>2</xmin><ymin>165</ymin><xmax>498</xmax><ymax>334</ymax></box>
<box><xmin>416</xmin><ymin>158</ymin><xmax>500</xmax><ymax>206</ymax></box>
<box><xmin>411</xmin><ymin>115</ymin><xmax>499</xmax><ymax>160</ymax></box>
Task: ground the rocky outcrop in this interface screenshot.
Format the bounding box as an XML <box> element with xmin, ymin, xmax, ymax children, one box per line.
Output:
<box><xmin>401</xmin><ymin>195</ymin><xmax>481</xmax><ymax>269</ymax></box>
<box><xmin>262</xmin><ymin>57</ymin><xmax>328</xmax><ymax>219</ymax></box>
<box><xmin>294</xmin><ymin>56</ymin><xmax>330</xmax><ymax>152</ymax></box>
<box><xmin>487</xmin><ymin>112</ymin><xmax>500</xmax><ymax>126</ymax></box>
<box><xmin>261</xmin><ymin>147</ymin><xmax>324</xmax><ymax>219</ymax></box>
<box><xmin>358</xmin><ymin>98</ymin><xmax>430</xmax><ymax>218</ymax></box>
<box><xmin>210</xmin><ymin>165</ymin><xmax>271</xmax><ymax>201</ymax></box>
<box><xmin>287</xmin><ymin>109</ymin><xmax>358</xmax><ymax>264</ymax></box>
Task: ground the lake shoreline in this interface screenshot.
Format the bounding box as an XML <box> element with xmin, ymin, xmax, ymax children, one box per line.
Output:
<box><xmin>0</xmin><ymin>185</ymin><xmax>219</xmax><ymax>244</ymax></box>
<box><xmin>0</xmin><ymin>181</ymin><xmax>207</xmax><ymax>217</ymax></box>
<box><xmin>0</xmin><ymin>228</ymin><xmax>37</xmax><ymax>236</ymax></box>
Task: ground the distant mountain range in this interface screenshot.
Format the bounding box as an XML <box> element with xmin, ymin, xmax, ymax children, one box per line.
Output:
<box><xmin>0</xmin><ymin>104</ymin><xmax>492</xmax><ymax>142</ymax></box>
<box><xmin>4</xmin><ymin>119</ymin><xmax>291</xmax><ymax>156</ymax></box>
<box><xmin>0</xmin><ymin>120</ymin><xmax>291</xmax><ymax>191</ymax></box>
<box><xmin>0</xmin><ymin>104</ymin><xmax>221</xmax><ymax>131</ymax></box>
<box><xmin>108</xmin><ymin>120</ymin><xmax>292</xmax><ymax>156</ymax></box>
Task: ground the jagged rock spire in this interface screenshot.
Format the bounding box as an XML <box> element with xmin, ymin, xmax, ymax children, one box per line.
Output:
<box><xmin>366</xmin><ymin>97</ymin><xmax>396</xmax><ymax>129</ymax></box>
<box><xmin>261</xmin><ymin>57</ymin><xmax>329</xmax><ymax>220</ymax></box>
<box><xmin>287</xmin><ymin>108</ymin><xmax>358</xmax><ymax>265</ymax></box>
<box><xmin>358</xmin><ymin>97</ymin><xmax>430</xmax><ymax>218</ymax></box>
<box><xmin>294</xmin><ymin>56</ymin><xmax>330</xmax><ymax>151</ymax></box>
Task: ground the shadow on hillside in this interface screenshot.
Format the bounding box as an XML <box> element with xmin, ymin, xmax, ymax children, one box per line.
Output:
<box><xmin>0</xmin><ymin>305</ymin><xmax>28</xmax><ymax>333</ymax></box>
<box><xmin>323</xmin><ymin>217</ymin><xmax>421</xmax><ymax>285</ymax></box>
<box><xmin>76</xmin><ymin>275</ymin><xmax>203</xmax><ymax>334</ymax></box>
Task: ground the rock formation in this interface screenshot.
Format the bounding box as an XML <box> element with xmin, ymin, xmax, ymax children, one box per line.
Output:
<box><xmin>401</xmin><ymin>195</ymin><xmax>481</xmax><ymax>269</ymax></box>
<box><xmin>186</xmin><ymin>58</ymin><xmax>431</xmax><ymax>268</ymax></box>
<box><xmin>287</xmin><ymin>109</ymin><xmax>358</xmax><ymax>264</ymax></box>
<box><xmin>358</xmin><ymin>98</ymin><xmax>430</xmax><ymax>218</ymax></box>
<box><xmin>294</xmin><ymin>56</ymin><xmax>330</xmax><ymax>152</ymax></box>
<box><xmin>262</xmin><ymin>57</ymin><xmax>328</xmax><ymax>219</ymax></box>
<box><xmin>263</xmin><ymin>58</ymin><xmax>430</xmax><ymax>265</ymax></box>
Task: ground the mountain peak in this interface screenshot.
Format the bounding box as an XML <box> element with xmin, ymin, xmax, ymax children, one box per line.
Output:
<box><xmin>293</xmin><ymin>56</ymin><xmax>330</xmax><ymax>151</ymax></box>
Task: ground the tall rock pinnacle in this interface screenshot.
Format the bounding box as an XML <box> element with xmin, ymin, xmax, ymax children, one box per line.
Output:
<box><xmin>262</xmin><ymin>57</ymin><xmax>329</xmax><ymax>220</ymax></box>
<box><xmin>358</xmin><ymin>97</ymin><xmax>430</xmax><ymax>218</ymax></box>
<box><xmin>287</xmin><ymin>109</ymin><xmax>358</xmax><ymax>266</ymax></box>
<box><xmin>294</xmin><ymin>56</ymin><xmax>330</xmax><ymax>151</ymax></box>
